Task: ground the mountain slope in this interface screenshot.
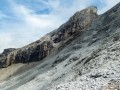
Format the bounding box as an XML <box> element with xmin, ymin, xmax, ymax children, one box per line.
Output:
<box><xmin>0</xmin><ymin>2</ymin><xmax>120</xmax><ymax>90</ymax></box>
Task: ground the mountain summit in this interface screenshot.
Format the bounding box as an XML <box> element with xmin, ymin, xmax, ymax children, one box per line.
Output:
<box><xmin>0</xmin><ymin>3</ymin><xmax>120</xmax><ymax>90</ymax></box>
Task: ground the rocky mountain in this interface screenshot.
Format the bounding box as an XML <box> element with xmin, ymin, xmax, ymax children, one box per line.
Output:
<box><xmin>0</xmin><ymin>2</ymin><xmax>120</xmax><ymax>90</ymax></box>
<box><xmin>0</xmin><ymin>6</ymin><xmax>97</xmax><ymax>68</ymax></box>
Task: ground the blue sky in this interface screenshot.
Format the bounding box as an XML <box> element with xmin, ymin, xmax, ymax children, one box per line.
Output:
<box><xmin>0</xmin><ymin>0</ymin><xmax>119</xmax><ymax>53</ymax></box>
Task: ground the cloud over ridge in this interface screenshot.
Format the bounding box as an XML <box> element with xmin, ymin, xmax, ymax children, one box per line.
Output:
<box><xmin>0</xmin><ymin>0</ymin><xmax>119</xmax><ymax>53</ymax></box>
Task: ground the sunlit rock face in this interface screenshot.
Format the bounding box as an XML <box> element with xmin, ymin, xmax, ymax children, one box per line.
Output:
<box><xmin>0</xmin><ymin>2</ymin><xmax>120</xmax><ymax>90</ymax></box>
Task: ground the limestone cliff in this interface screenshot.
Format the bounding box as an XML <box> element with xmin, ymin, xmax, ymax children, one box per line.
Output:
<box><xmin>0</xmin><ymin>6</ymin><xmax>97</xmax><ymax>68</ymax></box>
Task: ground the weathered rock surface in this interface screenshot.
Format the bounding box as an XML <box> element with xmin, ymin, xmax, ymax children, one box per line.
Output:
<box><xmin>0</xmin><ymin>6</ymin><xmax>97</xmax><ymax>68</ymax></box>
<box><xmin>0</xmin><ymin>41</ymin><xmax>53</xmax><ymax>67</ymax></box>
<box><xmin>2</xmin><ymin>48</ymin><xmax>16</xmax><ymax>55</ymax></box>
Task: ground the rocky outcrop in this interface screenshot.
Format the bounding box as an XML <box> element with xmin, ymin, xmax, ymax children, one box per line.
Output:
<box><xmin>0</xmin><ymin>41</ymin><xmax>53</xmax><ymax>67</ymax></box>
<box><xmin>52</xmin><ymin>6</ymin><xmax>97</xmax><ymax>43</ymax></box>
<box><xmin>0</xmin><ymin>6</ymin><xmax>97</xmax><ymax>68</ymax></box>
<box><xmin>2</xmin><ymin>48</ymin><xmax>16</xmax><ymax>55</ymax></box>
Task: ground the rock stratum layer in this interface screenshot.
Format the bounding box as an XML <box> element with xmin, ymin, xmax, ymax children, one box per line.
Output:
<box><xmin>0</xmin><ymin>2</ymin><xmax>120</xmax><ymax>90</ymax></box>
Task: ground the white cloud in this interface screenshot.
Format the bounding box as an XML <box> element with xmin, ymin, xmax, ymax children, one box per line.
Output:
<box><xmin>0</xmin><ymin>0</ymin><xmax>119</xmax><ymax>53</ymax></box>
<box><xmin>0</xmin><ymin>12</ymin><xmax>7</xmax><ymax>19</ymax></box>
<box><xmin>98</xmin><ymin>0</ymin><xmax>120</xmax><ymax>14</ymax></box>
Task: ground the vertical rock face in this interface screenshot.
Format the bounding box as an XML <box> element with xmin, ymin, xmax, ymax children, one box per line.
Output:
<box><xmin>0</xmin><ymin>41</ymin><xmax>53</xmax><ymax>67</ymax></box>
<box><xmin>52</xmin><ymin>6</ymin><xmax>97</xmax><ymax>43</ymax></box>
<box><xmin>14</xmin><ymin>41</ymin><xmax>53</xmax><ymax>64</ymax></box>
<box><xmin>0</xmin><ymin>6</ymin><xmax>97</xmax><ymax>68</ymax></box>
<box><xmin>29</xmin><ymin>41</ymin><xmax>53</xmax><ymax>62</ymax></box>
